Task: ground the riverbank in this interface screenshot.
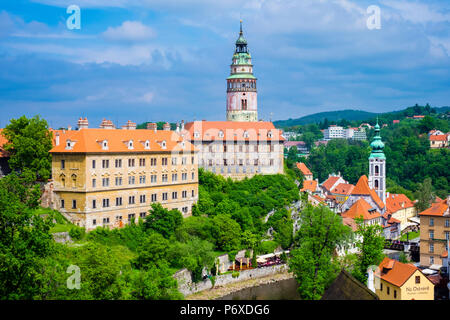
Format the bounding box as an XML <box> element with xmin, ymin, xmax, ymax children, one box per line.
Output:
<box><xmin>185</xmin><ymin>270</ymin><xmax>295</xmax><ymax>300</ymax></box>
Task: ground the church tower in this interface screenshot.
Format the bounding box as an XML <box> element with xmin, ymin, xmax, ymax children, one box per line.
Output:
<box><xmin>226</xmin><ymin>21</ymin><xmax>258</xmax><ymax>122</ymax></box>
<box><xmin>368</xmin><ymin>119</ymin><xmax>386</xmax><ymax>204</ymax></box>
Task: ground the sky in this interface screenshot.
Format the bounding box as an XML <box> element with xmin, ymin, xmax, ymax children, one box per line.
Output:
<box><xmin>0</xmin><ymin>0</ymin><xmax>449</xmax><ymax>129</ymax></box>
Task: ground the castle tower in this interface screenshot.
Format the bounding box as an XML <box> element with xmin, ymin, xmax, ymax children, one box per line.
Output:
<box><xmin>226</xmin><ymin>21</ymin><xmax>258</xmax><ymax>122</ymax></box>
<box><xmin>368</xmin><ymin>119</ymin><xmax>386</xmax><ymax>204</ymax></box>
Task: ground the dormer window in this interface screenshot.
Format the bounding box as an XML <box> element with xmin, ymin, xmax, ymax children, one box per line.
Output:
<box><xmin>243</xmin><ymin>131</ymin><xmax>249</xmax><ymax>138</ymax></box>
<box><xmin>102</xmin><ymin>140</ymin><xmax>108</xmax><ymax>150</ymax></box>
<box><xmin>194</xmin><ymin>131</ymin><xmax>200</xmax><ymax>138</ymax></box>
<box><xmin>161</xmin><ymin>140</ymin><xmax>166</xmax><ymax>149</ymax></box>
<box><xmin>145</xmin><ymin>140</ymin><xmax>150</xmax><ymax>149</ymax></box>
<box><xmin>128</xmin><ymin>140</ymin><xmax>134</xmax><ymax>150</ymax></box>
<box><xmin>218</xmin><ymin>130</ymin><xmax>224</xmax><ymax>138</ymax></box>
<box><xmin>65</xmin><ymin>140</ymin><xmax>75</xmax><ymax>150</ymax></box>
<box><xmin>181</xmin><ymin>141</ymin><xmax>185</xmax><ymax>148</ymax></box>
<box><xmin>267</xmin><ymin>131</ymin><xmax>273</xmax><ymax>138</ymax></box>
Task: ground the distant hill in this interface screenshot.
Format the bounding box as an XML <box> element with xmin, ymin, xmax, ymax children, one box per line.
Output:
<box><xmin>273</xmin><ymin>110</ymin><xmax>377</xmax><ymax>128</ymax></box>
<box><xmin>273</xmin><ymin>105</ymin><xmax>450</xmax><ymax>128</ymax></box>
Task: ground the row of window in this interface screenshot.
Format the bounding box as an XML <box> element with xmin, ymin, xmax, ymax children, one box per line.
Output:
<box><xmin>60</xmin><ymin>156</ymin><xmax>195</xmax><ymax>170</ymax></box>
<box><xmin>60</xmin><ymin>190</ymin><xmax>195</xmax><ymax>210</ymax></box>
<box><xmin>428</xmin><ymin>218</ymin><xmax>450</xmax><ymax>227</ymax></box>
<box><xmin>204</xmin><ymin>159</ymin><xmax>275</xmax><ymax>166</ymax></box>
<box><xmin>92</xmin><ymin>206</ymin><xmax>190</xmax><ymax>227</ymax></box>
<box><xmin>206</xmin><ymin>145</ymin><xmax>276</xmax><ymax>153</ymax></box>
<box><xmin>92</xmin><ymin>172</ymin><xmax>194</xmax><ymax>188</ymax></box>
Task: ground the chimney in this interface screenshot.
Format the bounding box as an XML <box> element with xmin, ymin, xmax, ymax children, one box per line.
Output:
<box><xmin>163</xmin><ymin>122</ymin><xmax>170</xmax><ymax>131</ymax></box>
<box><xmin>78</xmin><ymin>117</ymin><xmax>89</xmax><ymax>129</ymax></box>
<box><xmin>147</xmin><ymin>122</ymin><xmax>157</xmax><ymax>133</ymax></box>
<box><xmin>67</xmin><ymin>125</ymin><xmax>72</xmax><ymax>131</ymax></box>
<box><xmin>100</xmin><ymin>119</ymin><xmax>115</xmax><ymax>129</ymax></box>
<box><xmin>55</xmin><ymin>132</ymin><xmax>60</xmax><ymax>146</ymax></box>
<box><xmin>122</xmin><ymin>120</ymin><xmax>136</xmax><ymax>130</ymax></box>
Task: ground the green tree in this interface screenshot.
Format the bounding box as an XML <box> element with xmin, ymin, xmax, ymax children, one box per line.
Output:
<box><xmin>352</xmin><ymin>218</ymin><xmax>386</xmax><ymax>284</ymax></box>
<box><xmin>211</xmin><ymin>214</ymin><xmax>242</xmax><ymax>252</ymax></box>
<box><xmin>134</xmin><ymin>233</ymin><xmax>171</xmax><ymax>269</ymax></box>
<box><xmin>3</xmin><ymin>115</ymin><xmax>53</xmax><ymax>181</ymax></box>
<box><xmin>415</xmin><ymin>177</ymin><xmax>435</xmax><ymax>213</ymax></box>
<box><xmin>0</xmin><ymin>172</ymin><xmax>54</xmax><ymax>299</ymax></box>
<box><xmin>144</xmin><ymin>203</ymin><xmax>183</xmax><ymax>239</ymax></box>
<box><xmin>289</xmin><ymin>205</ymin><xmax>352</xmax><ymax>300</ymax></box>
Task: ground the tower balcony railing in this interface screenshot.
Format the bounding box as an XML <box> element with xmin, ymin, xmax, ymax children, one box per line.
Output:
<box><xmin>227</xmin><ymin>87</ymin><xmax>257</xmax><ymax>93</ymax></box>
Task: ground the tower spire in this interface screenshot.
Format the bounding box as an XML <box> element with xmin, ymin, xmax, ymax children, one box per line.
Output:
<box><xmin>240</xmin><ymin>19</ymin><xmax>243</xmax><ymax>35</ymax></box>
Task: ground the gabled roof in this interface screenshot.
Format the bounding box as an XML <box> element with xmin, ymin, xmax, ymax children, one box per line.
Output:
<box><xmin>429</xmin><ymin>134</ymin><xmax>448</xmax><ymax>141</ymax></box>
<box><xmin>418</xmin><ymin>198</ymin><xmax>449</xmax><ymax>217</ymax></box>
<box><xmin>321</xmin><ymin>269</ymin><xmax>379</xmax><ymax>300</ymax></box>
<box><xmin>183</xmin><ymin>121</ymin><xmax>284</xmax><ymax>142</ymax></box>
<box><xmin>322</xmin><ymin>176</ymin><xmax>342</xmax><ymax>192</ymax></box>
<box><xmin>351</xmin><ymin>175</ymin><xmax>385</xmax><ymax>209</ymax></box>
<box><xmin>376</xmin><ymin>257</ymin><xmax>425</xmax><ymax>288</ymax></box>
<box><xmin>342</xmin><ymin>198</ymin><xmax>381</xmax><ymax>221</ymax></box>
<box><xmin>386</xmin><ymin>193</ymin><xmax>414</xmax><ymax>214</ymax></box>
<box><xmin>50</xmin><ymin>128</ymin><xmax>195</xmax><ymax>154</ymax></box>
<box><xmin>301</xmin><ymin>180</ymin><xmax>317</xmax><ymax>193</ymax></box>
<box><xmin>331</xmin><ymin>183</ymin><xmax>355</xmax><ymax>196</ymax></box>
<box><xmin>296</xmin><ymin>162</ymin><xmax>312</xmax><ymax>176</ymax></box>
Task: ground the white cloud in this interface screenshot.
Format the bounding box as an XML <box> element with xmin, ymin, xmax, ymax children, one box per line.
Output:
<box><xmin>101</xmin><ymin>21</ymin><xmax>156</xmax><ymax>42</ymax></box>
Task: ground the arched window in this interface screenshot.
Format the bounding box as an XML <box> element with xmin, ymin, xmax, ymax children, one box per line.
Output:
<box><xmin>375</xmin><ymin>165</ymin><xmax>379</xmax><ymax>175</ymax></box>
<box><xmin>71</xmin><ymin>174</ymin><xmax>77</xmax><ymax>188</ymax></box>
<box><xmin>374</xmin><ymin>180</ymin><xmax>379</xmax><ymax>190</ymax></box>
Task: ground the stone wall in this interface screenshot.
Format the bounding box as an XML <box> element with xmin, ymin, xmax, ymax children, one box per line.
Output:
<box><xmin>175</xmin><ymin>263</ymin><xmax>289</xmax><ymax>297</ymax></box>
<box><xmin>52</xmin><ymin>232</ymin><xmax>73</xmax><ymax>244</ymax></box>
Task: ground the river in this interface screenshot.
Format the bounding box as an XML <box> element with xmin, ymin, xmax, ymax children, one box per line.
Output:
<box><xmin>216</xmin><ymin>278</ymin><xmax>301</xmax><ymax>300</ymax></box>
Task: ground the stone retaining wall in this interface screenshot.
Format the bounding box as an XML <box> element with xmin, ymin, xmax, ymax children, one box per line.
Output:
<box><xmin>175</xmin><ymin>264</ymin><xmax>289</xmax><ymax>297</ymax></box>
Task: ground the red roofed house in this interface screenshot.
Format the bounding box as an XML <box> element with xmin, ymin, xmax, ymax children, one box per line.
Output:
<box><xmin>296</xmin><ymin>162</ymin><xmax>313</xmax><ymax>180</ymax></box>
<box><xmin>385</xmin><ymin>192</ymin><xmax>417</xmax><ymax>231</ymax></box>
<box><xmin>341</xmin><ymin>198</ymin><xmax>382</xmax><ymax>226</ymax></box>
<box><xmin>0</xmin><ymin>129</ymin><xmax>12</xmax><ymax>178</ymax></box>
<box><xmin>341</xmin><ymin>175</ymin><xmax>385</xmax><ymax>214</ymax></box>
<box><xmin>183</xmin><ymin>121</ymin><xmax>284</xmax><ymax>180</ymax></box>
<box><xmin>320</xmin><ymin>173</ymin><xmax>347</xmax><ymax>196</ymax></box>
<box><xmin>330</xmin><ymin>183</ymin><xmax>355</xmax><ymax>204</ymax></box>
<box><xmin>374</xmin><ymin>257</ymin><xmax>434</xmax><ymax>300</ymax></box>
<box><xmin>419</xmin><ymin>196</ymin><xmax>450</xmax><ymax>269</ymax></box>
<box><xmin>301</xmin><ymin>179</ymin><xmax>320</xmax><ymax>194</ymax></box>
<box><xmin>429</xmin><ymin>133</ymin><xmax>449</xmax><ymax>149</ymax></box>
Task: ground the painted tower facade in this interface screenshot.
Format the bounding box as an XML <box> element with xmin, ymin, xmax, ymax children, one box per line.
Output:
<box><xmin>368</xmin><ymin>120</ymin><xmax>386</xmax><ymax>205</ymax></box>
<box><xmin>226</xmin><ymin>21</ymin><xmax>258</xmax><ymax>122</ymax></box>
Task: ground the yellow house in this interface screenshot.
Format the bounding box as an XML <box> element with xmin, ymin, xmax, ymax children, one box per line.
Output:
<box><xmin>375</xmin><ymin>257</ymin><xmax>434</xmax><ymax>300</ymax></box>
<box><xmin>49</xmin><ymin>121</ymin><xmax>198</xmax><ymax>230</ymax></box>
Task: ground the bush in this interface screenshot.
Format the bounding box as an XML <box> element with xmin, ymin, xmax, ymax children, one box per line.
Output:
<box><xmin>259</xmin><ymin>240</ymin><xmax>278</xmax><ymax>254</ymax></box>
<box><xmin>232</xmin><ymin>271</ymin><xmax>240</xmax><ymax>278</ymax></box>
<box><xmin>69</xmin><ymin>226</ymin><xmax>85</xmax><ymax>240</ymax></box>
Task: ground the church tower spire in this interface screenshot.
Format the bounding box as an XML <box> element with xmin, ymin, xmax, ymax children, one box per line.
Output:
<box><xmin>226</xmin><ymin>21</ymin><xmax>258</xmax><ymax>122</ymax></box>
<box><xmin>368</xmin><ymin>118</ymin><xmax>386</xmax><ymax>205</ymax></box>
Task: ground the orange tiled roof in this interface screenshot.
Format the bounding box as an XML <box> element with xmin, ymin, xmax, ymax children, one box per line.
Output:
<box><xmin>50</xmin><ymin>128</ymin><xmax>195</xmax><ymax>154</ymax></box>
<box><xmin>386</xmin><ymin>193</ymin><xmax>414</xmax><ymax>214</ymax></box>
<box><xmin>311</xmin><ymin>194</ymin><xmax>326</xmax><ymax>203</ymax></box>
<box><xmin>296</xmin><ymin>162</ymin><xmax>312</xmax><ymax>176</ymax></box>
<box><xmin>332</xmin><ymin>183</ymin><xmax>355</xmax><ymax>195</ymax></box>
<box><xmin>301</xmin><ymin>180</ymin><xmax>317</xmax><ymax>193</ymax></box>
<box><xmin>429</xmin><ymin>134</ymin><xmax>448</xmax><ymax>141</ymax></box>
<box><xmin>418</xmin><ymin>199</ymin><xmax>449</xmax><ymax>217</ymax></box>
<box><xmin>377</xmin><ymin>257</ymin><xmax>420</xmax><ymax>287</ymax></box>
<box><xmin>341</xmin><ymin>198</ymin><xmax>381</xmax><ymax>221</ymax></box>
<box><xmin>0</xmin><ymin>129</ymin><xmax>8</xmax><ymax>158</ymax></box>
<box><xmin>342</xmin><ymin>217</ymin><xmax>358</xmax><ymax>232</ymax></box>
<box><xmin>351</xmin><ymin>175</ymin><xmax>385</xmax><ymax>209</ymax></box>
<box><xmin>183</xmin><ymin>121</ymin><xmax>284</xmax><ymax>142</ymax></box>
<box><xmin>322</xmin><ymin>176</ymin><xmax>341</xmax><ymax>192</ymax></box>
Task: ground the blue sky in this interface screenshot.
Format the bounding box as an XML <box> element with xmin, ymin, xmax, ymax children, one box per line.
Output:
<box><xmin>0</xmin><ymin>0</ymin><xmax>449</xmax><ymax>129</ymax></box>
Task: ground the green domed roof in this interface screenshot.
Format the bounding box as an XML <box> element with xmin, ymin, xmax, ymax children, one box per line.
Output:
<box><xmin>369</xmin><ymin>119</ymin><xmax>386</xmax><ymax>160</ymax></box>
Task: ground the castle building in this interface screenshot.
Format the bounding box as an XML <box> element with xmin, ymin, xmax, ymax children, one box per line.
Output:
<box><xmin>182</xmin><ymin>121</ymin><xmax>284</xmax><ymax>180</ymax></box>
<box><xmin>226</xmin><ymin>21</ymin><xmax>258</xmax><ymax>122</ymax></box>
<box><xmin>49</xmin><ymin>120</ymin><xmax>198</xmax><ymax>230</ymax></box>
